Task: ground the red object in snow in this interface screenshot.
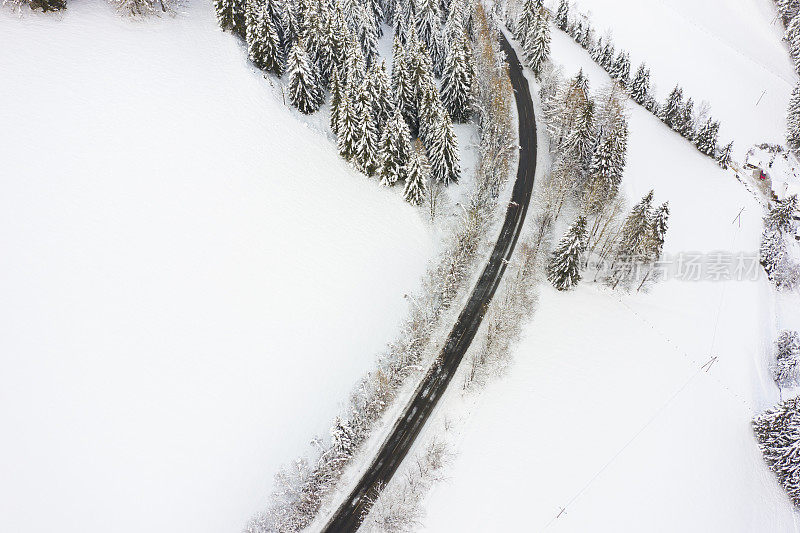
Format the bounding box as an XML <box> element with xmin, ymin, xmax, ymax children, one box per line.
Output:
<box><xmin>759</xmin><ymin>171</ymin><xmax>767</xmax><ymax>180</ymax></box>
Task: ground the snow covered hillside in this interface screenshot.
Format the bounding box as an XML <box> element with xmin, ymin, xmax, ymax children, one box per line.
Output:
<box><xmin>569</xmin><ymin>0</ymin><xmax>795</xmax><ymax>155</ymax></box>
<box><xmin>422</xmin><ymin>1</ymin><xmax>800</xmax><ymax>531</ymax></box>
<box><xmin>0</xmin><ymin>2</ymin><xmax>435</xmax><ymax>532</ymax></box>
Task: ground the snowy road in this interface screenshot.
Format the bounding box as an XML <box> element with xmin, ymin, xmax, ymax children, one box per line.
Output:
<box><xmin>319</xmin><ymin>32</ymin><xmax>539</xmax><ymax>532</ymax></box>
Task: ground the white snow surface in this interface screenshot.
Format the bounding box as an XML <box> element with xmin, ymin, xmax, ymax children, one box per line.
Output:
<box><xmin>571</xmin><ymin>0</ymin><xmax>795</xmax><ymax>159</ymax></box>
<box><xmin>0</xmin><ymin>2</ymin><xmax>435</xmax><ymax>532</ymax></box>
<box><xmin>422</xmin><ymin>3</ymin><xmax>800</xmax><ymax>531</ymax></box>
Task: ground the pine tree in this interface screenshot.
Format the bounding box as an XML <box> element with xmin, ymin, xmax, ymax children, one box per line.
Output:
<box><xmin>766</xmin><ymin>195</ymin><xmax>800</xmax><ymax>233</ymax></box>
<box><xmin>315</xmin><ymin>7</ymin><xmax>347</xmax><ymax>85</ymax></box>
<box><xmin>777</xmin><ymin>0</ymin><xmax>800</xmax><ymax>24</ymax></box>
<box><xmin>583</xmin><ymin>131</ymin><xmax>617</xmax><ymax>213</ymax></box>
<box><xmin>760</xmin><ymin>228</ymin><xmax>786</xmax><ymax>280</ymax></box>
<box><xmin>591</xmin><ymin>36</ymin><xmax>605</xmax><ymax>63</ymax></box>
<box><xmin>417</xmin><ymin>82</ymin><xmax>443</xmax><ymax>147</ymax></box>
<box><xmin>407</xmin><ymin>34</ymin><xmax>437</xmax><ymax>132</ymax></box>
<box><xmin>441</xmin><ymin>31</ymin><xmax>474</xmax><ymax>122</ymax></box>
<box><xmin>717</xmin><ymin>141</ymin><xmax>733</xmax><ymax>169</ymax></box>
<box><xmin>609</xmin><ymin>51</ymin><xmax>630</xmax><ymax>88</ymax></box>
<box><xmin>599</xmin><ymin>40</ymin><xmax>615</xmax><ymax>72</ymax></box>
<box><xmin>392</xmin><ymin>35</ymin><xmax>416</xmax><ymax>129</ymax></box>
<box><xmin>678</xmin><ymin>97</ymin><xmax>695</xmax><ymax>139</ymax></box>
<box><xmin>661</xmin><ymin>85</ymin><xmax>684</xmax><ymax>131</ymax></box>
<box><xmin>524</xmin><ymin>8</ymin><xmax>551</xmax><ymax>77</ymax></box>
<box><xmin>329</xmin><ymin>68</ymin><xmax>345</xmax><ymax>136</ymax></box>
<box><xmin>578</xmin><ymin>21</ymin><xmax>592</xmax><ymax>49</ymax></box>
<box><xmin>428</xmin><ymin>30</ymin><xmax>447</xmax><ymax>78</ymax></box>
<box><xmin>568</xmin><ymin>18</ymin><xmax>582</xmax><ymax>43</ymax></box>
<box><xmin>564</xmin><ymin>100</ymin><xmax>595</xmax><ymax>169</ymax></box>
<box><xmin>555</xmin><ymin>0</ymin><xmax>569</xmax><ymax>31</ymax></box>
<box><xmin>617</xmin><ymin>191</ymin><xmax>655</xmax><ymax>262</ymax></box>
<box><xmin>649</xmin><ymin>202</ymin><xmax>670</xmax><ymax>261</ymax></box>
<box><xmin>594</xmin><ymin>83</ymin><xmax>629</xmax><ymax>184</ymax></box>
<box><xmin>112</xmin><ymin>0</ymin><xmax>161</xmax><ymax>16</ymax></box>
<box><xmin>427</xmin><ymin>107</ymin><xmax>461</xmax><ymax>185</ymax></box>
<box><xmin>247</xmin><ymin>1</ymin><xmax>285</xmax><ymax>75</ymax></box>
<box><xmin>694</xmin><ymin>117</ymin><xmax>719</xmax><ymax>157</ymax></box>
<box><xmin>365</xmin><ymin>0</ymin><xmax>384</xmax><ymax>36</ymax></box>
<box><xmin>393</xmin><ymin>3</ymin><xmax>412</xmax><ymax>44</ymax></box>
<box><xmin>605</xmin><ymin>191</ymin><xmax>656</xmax><ymax>288</ymax></box>
<box><xmin>287</xmin><ymin>41</ymin><xmax>323</xmax><ymax>114</ymax></box>
<box><xmin>370</xmin><ymin>60</ymin><xmax>395</xmax><ymax>132</ymax></box>
<box><xmin>443</xmin><ymin>0</ymin><xmax>464</xmax><ymax>46</ymax></box>
<box><xmin>25</xmin><ymin>0</ymin><xmax>67</xmax><ymax>11</ymax></box>
<box><xmin>352</xmin><ymin>79</ymin><xmax>380</xmax><ymax>176</ymax></box>
<box><xmin>380</xmin><ymin>0</ymin><xmax>394</xmax><ymax>24</ymax></box>
<box><xmin>354</xmin><ymin>4</ymin><xmax>380</xmax><ymax>68</ymax></box>
<box><xmin>629</xmin><ymin>63</ymin><xmax>650</xmax><ymax>105</ymax></box>
<box><xmin>787</xmin><ymin>15</ymin><xmax>800</xmax><ymax>73</ymax></box>
<box><xmin>337</xmin><ymin>86</ymin><xmax>359</xmax><ymax>160</ymax></box>
<box><xmin>547</xmin><ymin>216</ymin><xmax>588</xmax><ymax>291</ymax></box>
<box><xmin>788</xmin><ymin>83</ymin><xmax>800</xmax><ymax>153</ymax></box>
<box><xmin>331</xmin><ymin>416</ymin><xmax>357</xmax><ymax>457</ymax></box>
<box><xmin>516</xmin><ymin>0</ymin><xmax>538</xmax><ymax>46</ymax></box>
<box><xmin>403</xmin><ymin>141</ymin><xmax>430</xmax><ymax>205</ymax></box>
<box><xmin>557</xmin><ymin>70</ymin><xmax>590</xmax><ymax>142</ymax></box>
<box><xmin>282</xmin><ymin>0</ymin><xmax>301</xmax><ymax>48</ymax></box>
<box><xmin>775</xmin><ymin>330</ymin><xmax>800</xmax><ymax>386</ymax></box>
<box><xmin>344</xmin><ymin>34</ymin><xmax>367</xmax><ymax>89</ymax></box>
<box><xmin>753</xmin><ymin>397</ymin><xmax>800</xmax><ymax>506</ymax></box>
<box><xmin>216</xmin><ymin>0</ymin><xmax>247</xmax><ymax>38</ymax></box>
<box><xmin>416</xmin><ymin>0</ymin><xmax>442</xmax><ymax>58</ymax></box>
<box><xmin>378</xmin><ymin>108</ymin><xmax>413</xmax><ymax>186</ymax></box>
<box><xmin>302</xmin><ymin>1</ymin><xmax>327</xmax><ymax>76</ymax></box>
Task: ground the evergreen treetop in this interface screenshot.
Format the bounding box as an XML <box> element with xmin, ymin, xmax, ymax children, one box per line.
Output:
<box><xmin>287</xmin><ymin>40</ymin><xmax>324</xmax><ymax>114</ymax></box>
<box><xmin>547</xmin><ymin>215</ymin><xmax>588</xmax><ymax>291</ymax></box>
<box><xmin>403</xmin><ymin>140</ymin><xmax>430</xmax><ymax>205</ymax></box>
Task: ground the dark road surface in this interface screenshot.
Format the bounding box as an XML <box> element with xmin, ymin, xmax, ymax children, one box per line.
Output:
<box><xmin>320</xmin><ymin>32</ymin><xmax>537</xmax><ymax>532</ymax></box>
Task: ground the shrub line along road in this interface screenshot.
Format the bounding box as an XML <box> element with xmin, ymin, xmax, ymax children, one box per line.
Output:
<box><xmin>320</xmin><ymin>31</ymin><xmax>538</xmax><ymax>532</ymax></box>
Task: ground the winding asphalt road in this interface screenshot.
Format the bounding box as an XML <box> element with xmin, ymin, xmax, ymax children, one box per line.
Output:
<box><xmin>320</xmin><ymin>32</ymin><xmax>537</xmax><ymax>532</ymax></box>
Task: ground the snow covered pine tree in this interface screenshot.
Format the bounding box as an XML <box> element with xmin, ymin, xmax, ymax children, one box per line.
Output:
<box><xmin>766</xmin><ymin>194</ymin><xmax>800</xmax><ymax>233</ymax></box>
<box><xmin>753</xmin><ymin>397</ymin><xmax>800</xmax><ymax>506</ymax></box>
<box><xmin>661</xmin><ymin>85</ymin><xmax>684</xmax><ymax>131</ymax></box>
<box><xmin>630</xmin><ymin>63</ymin><xmax>651</xmax><ymax>106</ymax></box>
<box><xmin>427</xmin><ymin>106</ymin><xmax>461</xmax><ymax>185</ymax></box>
<box><xmin>789</xmin><ymin>83</ymin><xmax>800</xmax><ymax>153</ymax></box>
<box><xmin>287</xmin><ymin>40</ymin><xmax>323</xmax><ymax>114</ymax></box>
<box><xmin>17</xmin><ymin>0</ymin><xmax>66</xmax><ymax>11</ymax></box>
<box><xmin>774</xmin><ymin>330</ymin><xmax>800</xmax><ymax>387</ymax></box>
<box><xmin>523</xmin><ymin>4</ymin><xmax>551</xmax><ymax>76</ymax></box>
<box><xmin>246</xmin><ymin>0</ymin><xmax>285</xmax><ymax>75</ymax></box>
<box><xmin>547</xmin><ymin>216</ymin><xmax>588</xmax><ymax>291</ymax></box>
<box><xmin>377</xmin><ymin>108</ymin><xmax>413</xmax><ymax>186</ymax></box>
<box><xmin>403</xmin><ymin>140</ymin><xmax>430</xmax><ymax>205</ymax></box>
<box><xmin>216</xmin><ymin>0</ymin><xmax>247</xmax><ymax>38</ymax></box>
<box><xmin>717</xmin><ymin>141</ymin><xmax>733</xmax><ymax>169</ymax></box>
<box><xmin>760</xmin><ymin>228</ymin><xmax>786</xmax><ymax>281</ymax></box>
<box><xmin>441</xmin><ymin>30</ymin><xmax>475</xmax><ymax>122</ymax></box>
<box><xmin>694</xmin><ymin>117</ymin><xmax>720</xmax><ymax>157</ymax></box>
<box><xmin>555</xmin><ymin>0</ymin><xmax>569</xmax><ymax>31</ymax></box>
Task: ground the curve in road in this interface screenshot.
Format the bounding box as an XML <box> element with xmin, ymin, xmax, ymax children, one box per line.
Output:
<box><xmin>321</xmin><ymin>31</ymin><xmax>537</xmax><ymax>532</ymax></box>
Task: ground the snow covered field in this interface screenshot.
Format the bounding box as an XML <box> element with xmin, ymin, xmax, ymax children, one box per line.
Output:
<box><xmin>569</xmin><ymin>0</ymin><xmax>795</xmax><ymax>155</ymax></box>
<box><xmin>422</xmin><ymin>1</ymin><xmax>800</xmax><ymax>531</ymax></box>
<box><xmin>0</xmin><ymin>2</ymin><xmax>435</xmax><ymax>532</ymax></box>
